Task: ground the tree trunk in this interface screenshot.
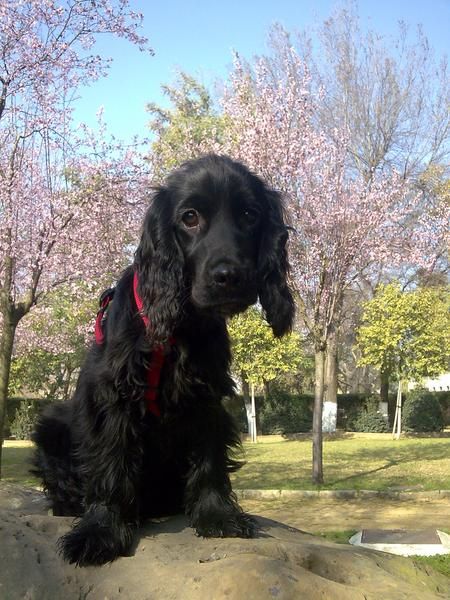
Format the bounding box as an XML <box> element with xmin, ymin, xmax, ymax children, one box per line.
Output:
<box><xmin>63</xmin><ymin>366</ymin><xmax>73</xmax><ymax>402</ymax></box>
<box><xmin>380</xmin><ymin>368</ymin><xmax>389</xmax><ymax>403</ymax></box>
<box><xmin>250</xmin><ymin>383</ymin><xmax>257</xmax><ymax>443</ymax></box>
<box><xmin>312</xmin><ymin>347</ymin><xmax>325</xmax><ymax>485</ymax></box>
<box><xmin>0</xmin><ymin>308</ymin><xmax>18</xmax><ymax>478</ymax></box>
<box><xmin>392</xmin><ymin>379</ymin><xmax>403</xmax><ymax>440</ymax></box>
<box><xmin>380</xmin><ymin>367</ymin><xmax>391</xmax><ymax>422</ymax></box>
<box><xmin>242</xmin><ymin>378</ymin><xmax>253</xmax><ymax>439</ymax></box>
<box><xmin>323</xmin><ymin>329</ymin><xmax>338</xmax><ymax>433</ymax></box>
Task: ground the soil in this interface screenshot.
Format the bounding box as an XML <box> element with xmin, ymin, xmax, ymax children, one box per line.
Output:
<box><xmin>1</xmin><ymin>483</ymin><xmax>450</xmax><ymax>599</ymax></box>
<box><xmin>240</xmin><ymin>495</ymin><xmax>450</xmax><ymax>534</ymax></box>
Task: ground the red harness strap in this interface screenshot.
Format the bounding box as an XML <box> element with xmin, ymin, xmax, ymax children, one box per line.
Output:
<box><xmin>94</xmin><ymin>288</ymin><xmax>115</xmax><ymax>345</ymax></box>
<box><xmin>94</xmin><ymin>273</ymin><xmax>174</xmax><ymax>417</ymax></box>
<box><xmin>132</xmin><ymin>271</ymin><xmax>172</xmax><ymax>417</ymax></box>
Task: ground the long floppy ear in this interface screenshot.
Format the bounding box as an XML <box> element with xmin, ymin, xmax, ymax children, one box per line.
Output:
<box><xmin>258</xmin><ymin>189</ymin><xmax>295</xmax><ymax>337</ymax></box>
<box><xmin>134</xmin><ymin>187</ymin><xmax>185</xmax><ymax>343</ymax></box>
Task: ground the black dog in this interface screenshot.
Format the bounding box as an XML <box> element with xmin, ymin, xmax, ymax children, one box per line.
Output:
<box><xmin>32</xmin><ymin>154</ymin><xmax>294</xmax><ymax>566</ymax></box>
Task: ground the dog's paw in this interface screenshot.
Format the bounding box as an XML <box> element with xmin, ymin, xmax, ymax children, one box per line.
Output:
<box><xmin>195</xmin><ymin>511</ymin><xmax>257</xmax><ymax>539</ymax></box>
<box><xmin>58</xmin><ymin>506</ymin><xmax>133</xmax><ymax>566</ymax></box>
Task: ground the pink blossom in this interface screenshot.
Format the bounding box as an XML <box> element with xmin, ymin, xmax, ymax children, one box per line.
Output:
<box><xmin>0</xmin><ymin>1</ymin><xmax>152</xmax><ymax>357</ymax></box>
<box><xmin>218</xmin><ymin>49</ymin><xmax>449</xmax><ymax>344</ymax></box>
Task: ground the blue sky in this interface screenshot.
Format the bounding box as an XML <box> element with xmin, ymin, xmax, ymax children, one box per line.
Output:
<box><xmin>74</xmin><ymin>0</ymin><xmax>450</xmax><ymax>142</ymax></box>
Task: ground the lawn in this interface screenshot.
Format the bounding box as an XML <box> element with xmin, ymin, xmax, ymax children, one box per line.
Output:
<box><xmin>3</xmin><ymin>434</ymin><xmax>450</xmax><ymax>492</ymax></box>
<box><xmin>1</xmin><ymin>441</ymin><xmax>37</xmax><ymax>486</ymax></box>
<box><xmin>232</xmin><ymin>433</ymin><xmax>450</xmax><ymax>491</ymax></box>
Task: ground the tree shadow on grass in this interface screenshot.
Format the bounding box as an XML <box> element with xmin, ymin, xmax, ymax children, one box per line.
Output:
<box><xmin>325</xmin><ymin>441</ymin><xmax>450</xmax><ymax>488</ymax></box>
<box><xmin>233</xmin><ymin>460</ymin><xmax>313</xmax><ymax>490</ymax></box>
<box><xmin>326</xmin><ymin>458</ymin><xmax>404</xmax><ymax>488</ymax></box>
<box><xmin>284</xmin><ymin>431</ymin><xmax>350</xmax><ymax>441</ymax></box>
<box><xmin>234</xmin><ymin>440</ymin><xmax>450</xmax><ymax>490</ymax></box>
<box><xmin>328</xmin><ymin>440</ymin><xmax>450</xmax><ymax>463</ymax></box>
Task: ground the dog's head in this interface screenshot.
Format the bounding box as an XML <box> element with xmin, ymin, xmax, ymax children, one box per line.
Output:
<box><xmin>135</xmin><ymin>154</ymin><xmax>294</xmax><ymax>341</ymax></box>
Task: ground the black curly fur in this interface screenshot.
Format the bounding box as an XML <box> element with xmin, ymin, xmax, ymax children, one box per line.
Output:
<box><xmin>32</xmin><ymin>154</ymin><xmax>294</xmax><ymax>567</ymax></box>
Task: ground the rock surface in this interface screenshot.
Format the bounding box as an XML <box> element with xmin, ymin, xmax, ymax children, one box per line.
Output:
<box><xmin>1</xmin><ymin>483</ymin><xmax>449</xmax><ymax>600</ymax></box>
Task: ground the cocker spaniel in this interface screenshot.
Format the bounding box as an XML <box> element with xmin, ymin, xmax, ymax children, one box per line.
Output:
<box><xmin>32</xmin><ymin>154</ymin><xmax>295</xmax><ymax>566</ymax></box>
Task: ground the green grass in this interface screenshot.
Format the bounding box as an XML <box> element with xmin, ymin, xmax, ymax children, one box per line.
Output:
<box><xmin>315</xmin><ymin>530</ymin><xmax>358</xmax><ymax>544</ymax></box>
<box><xmin>1</xmin><ymin>442</ymin><xmax>38</xmax><ymax>486</ymax></box>
<box><xmin>3</xmin><ymin>434</ymin><xmax>450</xmax><ymax>491</ymax></box>
<box><xmin>413</xmin><ymin>554</ymin><xmax>450</xmax><ymax>579</ymax></box>
<box><xmin>232</xmin><ymin>434</ymin><xmax>450</xmax><ymax>491</ymax></box>
<box><xmin>412</xmin><ymin>530</ymin><xmax>450</xmax><ymax>578</ymax></box>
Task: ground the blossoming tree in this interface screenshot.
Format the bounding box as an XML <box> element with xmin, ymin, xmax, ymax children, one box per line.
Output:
<box><xmin>220</xmin><ymin>48</ymin><xmax>448</xmax><ymax>483</ymax></box>
<box><xmin>142</xmin><ymin>45</ymin><xmax>448</xmax><ymax>484</ymax></box>
<box><xmin>0</xmin><ymin>0</ymin><xmax>152</xmax><ymax>474</ymax></box>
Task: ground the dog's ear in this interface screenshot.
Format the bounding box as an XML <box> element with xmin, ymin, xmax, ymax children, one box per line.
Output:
<box><xmin>257</xmin><ymin>188</ymin><xmax>295</xmax><ymax>337</ymax></box>
<box><xmin>134</xmin><ymin>187</ymin><xmax>185</xmax><ymax>343</ymax></box>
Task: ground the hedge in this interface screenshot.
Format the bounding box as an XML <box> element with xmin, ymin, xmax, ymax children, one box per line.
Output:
<box><xmin>4</xmin><ymin>387</ymin><xmax>449</xmax><ymax>439</ymax></box>
<box><xmin>402</xmin><ymin>389</ymin><xmax>445</xmax><ymax>432</ymax></box>
<box><xmin>260</xmin><ymin>389</ymin><xmax>313</xmax><ymax>435</ymax></box>
<box><xmin>345</xmin><ymin>397</ymin><xmax>389</xmax><ymax>433</ymax></box>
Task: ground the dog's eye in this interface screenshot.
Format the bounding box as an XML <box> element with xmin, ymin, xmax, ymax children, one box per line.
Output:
<box><xmin>181</xmin><ymin>210</ymin><xmax>200</xmax><ymax>229</ymax></box>
<box><xmin>242</xmin><ymin>209</ymin><xmax>260</xmax><ymax>226</ymax></box>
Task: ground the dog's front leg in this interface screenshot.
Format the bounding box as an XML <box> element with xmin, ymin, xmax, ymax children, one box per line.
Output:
<box><xmin>184</xmin><ymin>406</ymin><xmax>256</xmax><ymax>539</ymax></box>
<box><xmin>58</xmin><ymin>408</ymin><xmax>142</xmax><ymax>566</ymax></box>
<box><xmin>58</xmin><ymin>502</ymin><xmax>135</xmax><ymax>566</ymax></box>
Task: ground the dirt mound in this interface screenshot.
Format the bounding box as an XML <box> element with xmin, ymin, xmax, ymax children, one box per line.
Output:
<box><xmin>1</xmin><ymin>483</ymin><xmax>449</xmax><ymax>599</ymax></box>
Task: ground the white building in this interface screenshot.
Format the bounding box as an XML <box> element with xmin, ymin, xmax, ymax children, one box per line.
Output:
<box><xmin>408</xmin><ymin>373</ymin><xmax>450</xmax><ymax>392</ymax></box>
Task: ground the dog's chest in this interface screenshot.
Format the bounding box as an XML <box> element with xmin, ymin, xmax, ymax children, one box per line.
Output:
<box><xmin>155</xmin><ymin>340</ymin><xmax>219</xmax><ymax>413</ymax></box>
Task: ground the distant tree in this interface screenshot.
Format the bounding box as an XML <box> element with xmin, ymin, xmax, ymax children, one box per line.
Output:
<box><xmin>418</xmin><ymin>165</ymin><xmax>450</xmax><ymax>206</ymax></box>
<box><xmin>147</xmin><ymin>72</ymin><xmax>228</xmax><ymax>178</ymax></box>
<box><xmin>220</xmin><ymin>47</ymin><xmax>449</xmax><ymax>482</ymax></box>
<box><xmin>357</xmin><ymin>283</ymin><xmax>450</xmax><ymax>436</ymax></box>
<box><xmin>228</xmin><ymin>307</ymin><xmax>304</xmax><ymax>441</ymax></box>
<box><xmin>10</xmin><ymin>283</ymin><xmax>98</xmax><ymax>402</ymax></box>
<box><xmin>286</xmin><ymin>6</ymin><xmax>450</xmax><ymax>181</ymax></box>
<box><xmin>358</xmin><ymin>283</ymin><xmax>450</xmax><ymax>382</ymax></box>
<box><xmin>0</xmin><ymin>0</ymin><xmax>152</xmax><ymax>475</ymax></box>
<box><xmin>264</xmin><ymin>20</ymin><xmax>450</xmax><ymax>378</ymax></box>
<box><xmin>10</xmin><ymin>350</ymin><xmax>80</xmax><ymax>404</ymax></box>
<box><xmin>267</xmin><ymin>14</ymin><xmax>450</xmax><ymax>405</ymax></box>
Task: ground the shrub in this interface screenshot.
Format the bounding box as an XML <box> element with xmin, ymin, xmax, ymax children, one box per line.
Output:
<box><xmin>403</xmin><ymin>389</ymin><xmax>444</xmax><ymax>432</ymax></box>
<box><xmin>337</xmin><ymin>393</ymin><xmax>369</xmax><ymax>429</ymax></box>
<box><xmin>9</xmin><ymin>401</ymin><xmax>39</xmax><ymax>440</ymax></box>
<box><xmin>6</xmin><ymin>397</ymin><xmax>53</xmax><ymax>439</ymax></box>
<box><xmin>434</xmin><ymin>390</ymin><xmax>450</xmax><ymax>425</ymax></box>
<box><xmin>347</xmin><ymin>397</ymin><xmax>389</xmax><ymax>433</ymax></box>
<box><xmin>260</xmin><ymin>389</ymin><xmax>313</xmax><ymax>434</ymax></box>
<box><xmin>223</xmin><ymin>394</ymin><xmax>263</xmax><ymax>433</ymax></box>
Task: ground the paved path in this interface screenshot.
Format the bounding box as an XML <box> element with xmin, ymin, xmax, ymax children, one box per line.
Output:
<box><xmin>240</xmin><ymin>495</ymin><xmax>450</xmax><ymax>533</ymax></box>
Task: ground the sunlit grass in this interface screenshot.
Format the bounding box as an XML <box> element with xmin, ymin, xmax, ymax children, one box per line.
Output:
<box><xmin>3</xmin><ymin>435</ymin><xmax>450</xmax><ymax>492</ymax></box>
<box><xmin>232</xmin><ymin>435</ymin><xmax>450</xmax><ymax>491</ymax></box>
<box><xmin>413</xmin><ymin>554</ymin><xmax>450</xmax><ymax>579</ymax></box>
<box><xmin>1</xmin><ymin>441</ymin><xmax>38</xmax><ymax>486</ymax></box>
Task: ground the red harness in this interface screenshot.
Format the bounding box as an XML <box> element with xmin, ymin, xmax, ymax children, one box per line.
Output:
<box><xmin>94</xmin><ymin>272</ymin><xmax>173</xmax><ymax>417</ymax></box>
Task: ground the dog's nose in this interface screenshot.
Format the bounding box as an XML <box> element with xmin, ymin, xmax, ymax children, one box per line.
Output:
<box><xmin>211</xmin><ymin>263</ymin><xmax>241</xmax><ymax>288</ymax></box>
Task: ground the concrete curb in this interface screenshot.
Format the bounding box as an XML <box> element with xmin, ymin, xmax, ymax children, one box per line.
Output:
<box><xmin>235</xmin><ymin>489</ymin><xmax>450</xmax><ymax>501</ymax></box>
